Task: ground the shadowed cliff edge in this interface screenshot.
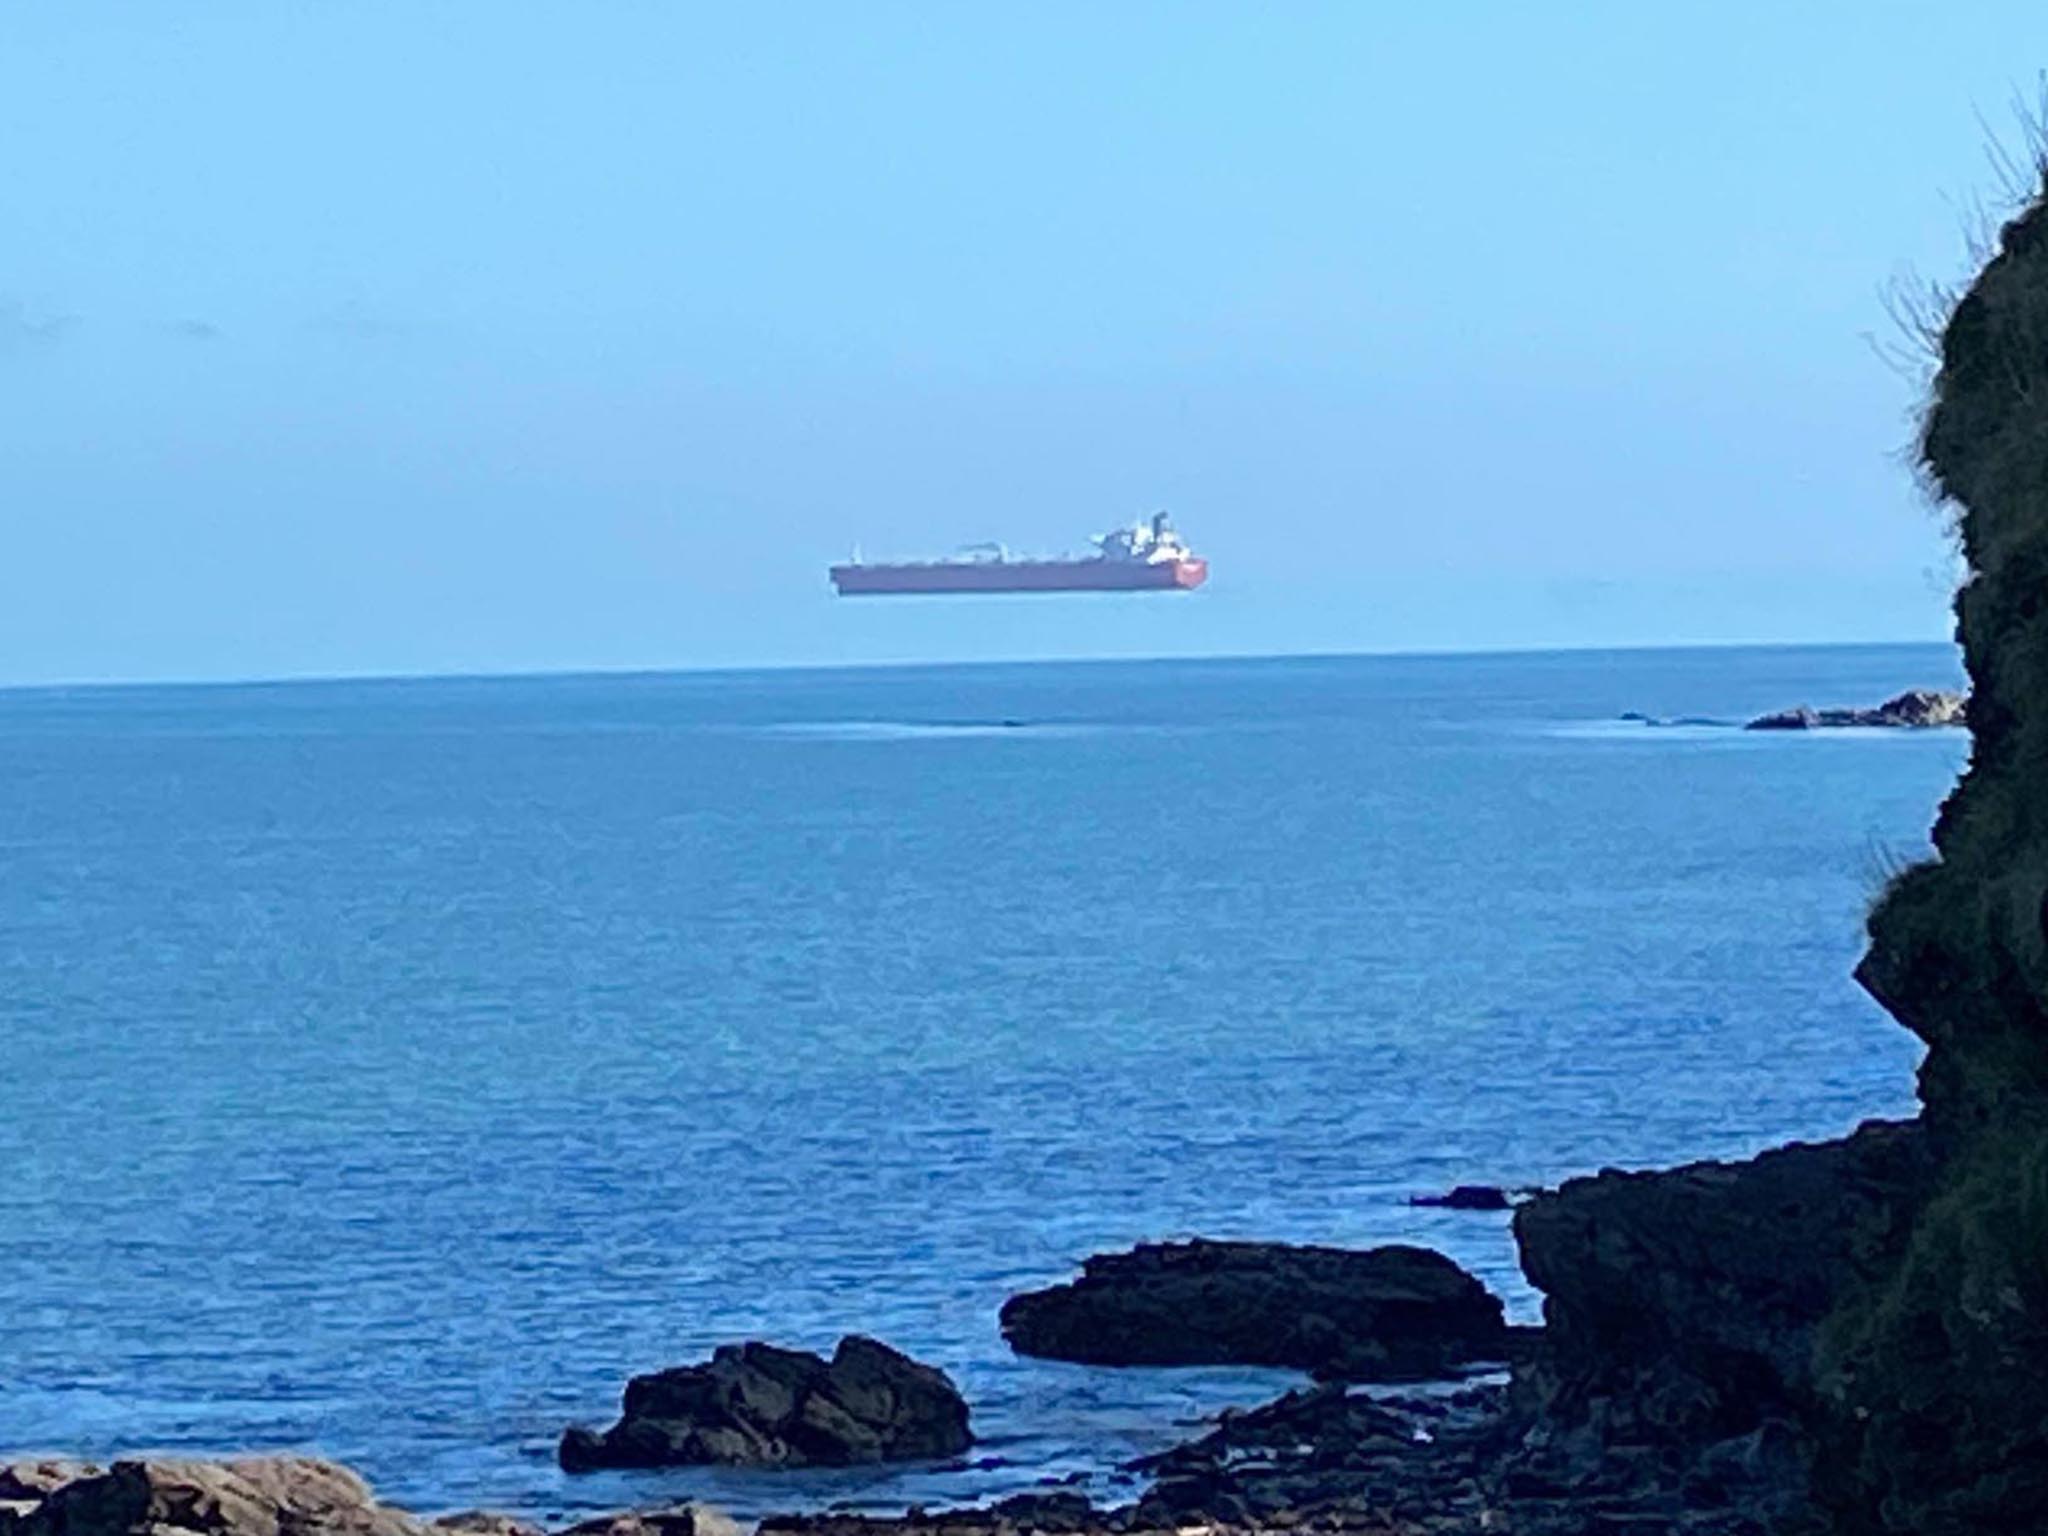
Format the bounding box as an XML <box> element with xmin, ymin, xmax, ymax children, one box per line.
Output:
<box><xmin>1823</xmin><ymin>169</ymin><xmax>2048</xmax><ymax>1530</ymax></box>
<box><xmin>1509</xmin><ymin>170</ymin><xmax>2048</xmax><ymax>1534</ymax></box>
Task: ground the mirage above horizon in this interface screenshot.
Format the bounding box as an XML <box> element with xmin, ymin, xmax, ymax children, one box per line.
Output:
<box><xmin>829</xmin><ymin>512</ymin><xmax>1209</xmax><ymax>596</ymax></box>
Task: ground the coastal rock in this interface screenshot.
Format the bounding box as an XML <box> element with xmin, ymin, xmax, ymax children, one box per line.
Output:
<box><xmin>1512</xmin><ymin>1121</ymin><xmax>1931</xmax><ymax>1455</ymax></box>
<box><xmin>12</xmin><ymin>1459</ymin><xmax>432</xmax><ymax>1536</ymax></box>
<box><xmin>433</xmin><ymin>1515</ymin><xmax>546</xmax><ymax>1536</ymax></box>
<box><xmin>1745</xmin><ymin>706</ymin><xmax>1822</xmax><ymax>731</ymax></box>
<box><xmin>0</xmin><ymin>1465</ymin><xmax>101</xmax><ymax>1503</ymax></box>
<box><xmin>1744</xmin><ymin>688</ymin><xmax>1967</xmax><ymax>730</ymax></box>
<box><xmin>558</xmin><ymin>1336</ymin><xmax>972</xmax><ymax>1471</ymax></box>
<box><xmin>1817</xmin><ymin>181</ymin><xmax>2048</xmax><ymax>1532</ymax></box>
<box><xmin>999</xmin><ymin>1239</ymin><xmax>1507</xmax><ymax>1381</ymax></box>
<box><xmin>757</xmin><ymin>1497</ymin><xmax>1106</xmax><ymax>1536</ymax></box>
<box><xmin>554</xmin><ymin>1511</ymin><xmax>741</xmax><ymax>1536</ymax></box>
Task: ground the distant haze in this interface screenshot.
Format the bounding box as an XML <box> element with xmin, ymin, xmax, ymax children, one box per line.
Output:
<box><xmin>0</xmin><ymin>4</ymin><xmax>2034</xmax><ymax>686</ymax></box>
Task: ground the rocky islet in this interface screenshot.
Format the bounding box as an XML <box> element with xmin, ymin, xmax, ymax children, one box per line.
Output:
<box><xmin>998</xmin><ymin>1240</ymin><xmax>1508</xmax><ymax>1383</ymax></box>
<box><xmin>558</xmin><ymin>1338</ymin><xmax>972</xmax><ymax>1472</ymax></box>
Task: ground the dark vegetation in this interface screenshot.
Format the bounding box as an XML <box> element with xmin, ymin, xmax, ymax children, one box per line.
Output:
<box><xmin>1816</xmin><ymin>149</ymin><xmax>2048</xmax><ymax>1531</ymax></box>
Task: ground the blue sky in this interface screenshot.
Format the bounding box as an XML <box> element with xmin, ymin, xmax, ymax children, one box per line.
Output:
<box><xmin>0</xmin><ymin>5</ymin><xmax>2038</xmax><ymax>684</ymax></box>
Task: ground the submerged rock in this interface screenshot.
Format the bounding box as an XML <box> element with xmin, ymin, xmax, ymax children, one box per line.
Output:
<box><xmin>1408</xmin><ymin>1185</ymin><xmax>1513</xmax><ymax>1211</ymax></box>
<box><xmin>1744</xmin><ymin>688</ymin><xmax>1967</xmax><ymax>730</ymax></box>
<box><xmin>558</xmin><ymin>1336</ymin><xmax>972</xmax><ymax>1471</ymax></box>
<box><xmin>999</xmin><ymin>1238</ymin><xmax>1507</xmax><ymax>1381</ymax></box>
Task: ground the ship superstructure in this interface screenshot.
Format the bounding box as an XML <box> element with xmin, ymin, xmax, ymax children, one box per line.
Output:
<box><xmin>830</xmin><ymin>513</ymin><xmax>1208</xmax><ymax>596</ymax></box>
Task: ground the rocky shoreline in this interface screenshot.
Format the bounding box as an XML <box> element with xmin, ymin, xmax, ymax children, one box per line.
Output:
<box><xmin>0</xmin><ymin>1212</ymin><xmax>1834</xmax><ymax>1536</ymax></box>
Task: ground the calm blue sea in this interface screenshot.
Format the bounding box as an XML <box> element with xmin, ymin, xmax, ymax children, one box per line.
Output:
<box><xmin>0</xmin><ymin>645</ymin><xmax>1965</xmax><ymax>1520</ymax></box>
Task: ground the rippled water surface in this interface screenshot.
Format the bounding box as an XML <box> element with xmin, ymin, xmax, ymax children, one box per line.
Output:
<box><xmin>0</xmin><ymin>645</ymin><xmax>1965</xmax><ymax>1518</ymax></box>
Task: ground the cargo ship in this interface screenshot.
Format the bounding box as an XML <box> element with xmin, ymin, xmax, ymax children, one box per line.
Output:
<box><xmin>830</xmin><ymin>513</ymin><xmax>1208</xmax><ymax>596</ymax></box>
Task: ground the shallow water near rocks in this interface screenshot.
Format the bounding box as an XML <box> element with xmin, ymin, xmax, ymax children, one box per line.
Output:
<box><xmin>0</xmin><ymin>644</ymin><xmax>1962</xmax><ymax>1520</ymax></box>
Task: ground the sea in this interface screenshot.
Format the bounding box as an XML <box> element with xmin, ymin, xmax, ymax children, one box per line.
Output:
<box><xmin>0</xmin><ymin>643</ymin><xmax>1967</xmax><ymax>1521</ymax></box>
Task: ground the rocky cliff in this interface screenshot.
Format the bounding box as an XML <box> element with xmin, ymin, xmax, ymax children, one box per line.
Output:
<box><xmin>1511</xmin><ymin>186</ymin><xmax>2048</xmax><ymax>1534</ymax></box>
<box><xmin>1821</xmin><ymin>182</ymin><xmax>2048</xmax><ymax>1533</ymax></box>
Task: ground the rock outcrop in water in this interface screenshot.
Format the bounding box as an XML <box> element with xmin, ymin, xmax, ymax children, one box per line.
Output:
<box><xmin>999</xmin><ymin>1239</ymin><xmax>1507</xmax><ymax>1381</ymax></box>
<box><xmin>1408</xmin><ymin>1185</ymin><xmax>1515</xmax><ymax>1211</ymax></box>
<box><xmin>1744</xmin><ymin>688</ymin><xmax>1967</xmax><ymax>730</ymax></box>
<box><xmin>558</xmin><ymin>1336</ymin><xmax>972</xmax><ymax>1471</ymax></box>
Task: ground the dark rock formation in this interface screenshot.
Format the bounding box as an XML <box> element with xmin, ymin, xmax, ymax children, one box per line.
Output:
<box><xmin>558</xmin><ymin>1336</ymin><xmax>972</xmax><ymax>1471</ymax></box>
<box><xmin>1744</xmin><ymin>688</ymin><xmax>1967</xmax><ymax>730</ymax></box>
<box><xmin>760</xmin><ymin>1381</ymin><xmax>1784</xmax><ymax>1536</ymax></box>
<box><xmin>1508</xmin><ymin>1121</ymin><xmax>1932</xmax><ymax>1532</ymax></box>
<box><xmin>1408</xmin><ymin>1185</ymin><xmax>1513</xmax><ymax>1211</ymax></box>
<box><xmin>1814</xmin><ymin>183</ymin><xmax>2048</xmax><ymax>1534</ymax></box>
<box><xmin>1502</xmin><ymin>181</ymin><xmax>2048</xmax><ymax>1536</ymax></box>
<box><xmin>0</xmin><ymin>1463</ymin><xmax>743</xmax><ymax>1536</ymax></box>
<box><xmin>999</xmin><ymin>1239</ymin><xmax>1507</xmax><ymax>1381</ymax></box>
<box><xmin>433</xmin><ymin>1516</ymin><xmax>546</xmax><ymax>1536</ymax></box>
<box><xmin>6</xmin><ymin>1460</ymin><xmax>433</xmax><ymax>1536</ymax></box>
<box><xmin>0</xmin><ymin>1464</ymin><xmax>101</xmax><ymax>1504</ymax></box>
<box><xmin>553</xmin><ymin>1512</ymin><xmax>740</xmax><ymax>1536</ymax></box>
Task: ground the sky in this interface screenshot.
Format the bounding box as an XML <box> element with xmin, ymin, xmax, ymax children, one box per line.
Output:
<box><xmin>0</xmin><ymin>4</ymin><xmax>2041</xmax><ymax>686</ymax></box>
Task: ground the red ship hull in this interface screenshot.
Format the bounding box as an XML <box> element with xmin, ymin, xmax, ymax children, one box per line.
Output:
<box><xmin>831</xmin><ymin>557</ymin><xmax>1207</xmax><ymax>595</ymax></box>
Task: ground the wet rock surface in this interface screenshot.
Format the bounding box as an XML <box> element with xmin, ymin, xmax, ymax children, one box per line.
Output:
<box><xmin>559</xmin><ymin>1336</ymin><xmax>972</xmax><ymax>1471</ymax></box>
<box><xmin>1744</xmin><ymin>688</ymin><xmax>1967</xmax><ymax>730</ymax></box>
<box><xmin>3</xmin><ymin>1459</ymin><xmax>436</xmax><ymax>1536</ymax></box>
<box><xmin>0</xmin><ymin>1463</ymin><xmax>745</xmax><ymax>1536</ymax></box>
<box><xmin>760</xmin><ymin>1381</ymin><xmax>1795</xmax><ymax>1536</ymax></box>
<box><xmin>1513</xmin><ymin>1120</ymin><xmax>1932</xmax><ymax>1454</ymax></box>
<box><xmin>1000</xmin><ymin>1240</ymin><xmax>1507</xmax><ymax>1382</ymax></box>
<box><xmin>551</xmin><ymin>1511</ymin><xmax>741</xmax><ymax>1536</ymax></box>
<box><xmin>431</xmin><ymin>1516</ymin><xmax>546</xmax><ymax>1536</ymax></box>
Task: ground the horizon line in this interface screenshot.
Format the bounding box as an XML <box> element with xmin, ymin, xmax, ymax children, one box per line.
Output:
<box><xmin>0</xmin><ymin>633</ymin><xmax>1960</xmax><ymax>699</ymax></box>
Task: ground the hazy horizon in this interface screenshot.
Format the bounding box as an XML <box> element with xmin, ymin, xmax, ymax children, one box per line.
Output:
<box><xmin>0</xmin><ymin>635</ymin><xmax>1964</xmax><ymax>699</ymax></box>
<box><xmin>4</xmin><ymin>5</ymin><xmax>2038</xmax><ymax>686</ymax></box>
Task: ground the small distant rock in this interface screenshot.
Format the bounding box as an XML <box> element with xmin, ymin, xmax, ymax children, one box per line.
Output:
<box><xmin>1748</xmin><ymin>706</ymin><xmax>1821</xmax><ymax>730</ymax></box>
<box><xmin>1409</xmin><ymin>1185</ymin><xmax>1513</xmax><ymax>1212</ymax></box>
<box><xmin>1746</xmin><ymin>689</ymin><xmax>1966</xmax><ymax>731</ymax></box>
<box><xmin>1620</xmin><ymin>712</ymin><xmax>1732</xmax><ymax>728</ymax></box>
<box><xmin>999</xmin><ymin>1238</ymin><xmax>1507</xmax><ymax>1381</ymax></box>
<box><xmin>558</xmin><ymin>1336</ymin><xmax>972</xmax><ymax>1471</ymax></box>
